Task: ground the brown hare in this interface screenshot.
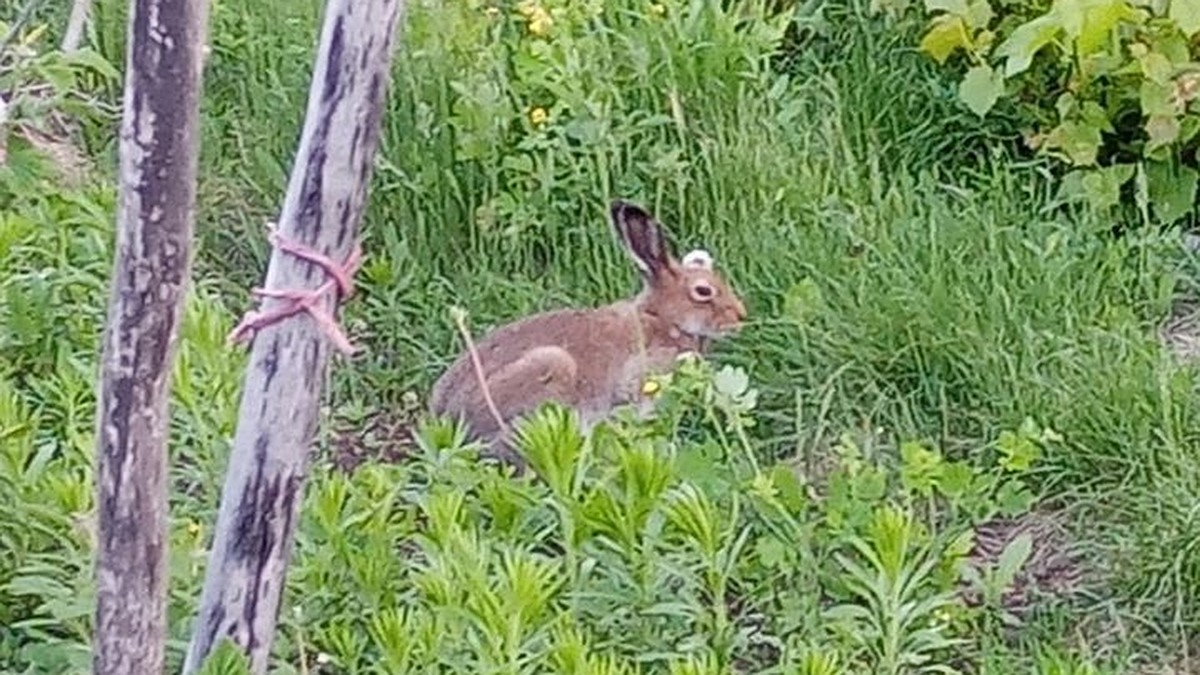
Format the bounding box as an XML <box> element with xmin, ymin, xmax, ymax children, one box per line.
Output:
<box><xmin>429</xmin><ymin>199</ymin><xmax>747</xmax><ymax>466</ymax></box>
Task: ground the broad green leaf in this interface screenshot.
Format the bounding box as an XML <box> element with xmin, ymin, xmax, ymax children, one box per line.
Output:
<box><xmin>1146</xmin><ymin>115</ymin><xmax>1181</xmax><ymax>152</ymax></box>
<box><xmin>1045</xmin><ymin>121</ymin><xmax>1103</xmax><ymax>166</ymax></box>
<box><xmin>995</xmin><ymin>479</ymin><xmax>1036</xmax><ymax>516</ymax></box>
<box><xmin>958</xmin><ymin>64</ymin><xmax>1004</xmax><ymax>117</ymax></box>
<box><xmin>966</xmin><ymin>0</ymin><xmax>994</xmax><ymax>28</ymax></box>
<box><xmin>937</xmin><ymin>461</ymin><xmax>974</xmax><ymax>499</ymax></box>
<box><xmin>784</xmin><ymin>277</ymin><xmax>825</xmax><ymax>323</ymax></box>
<box><xmin>900</xmin><ymin>441</ymin><xmax>943</xmax><ymax>488</ymax></box>
<box><xmin>997</xmin><ymin>429</ymin><xmax>1041</xmax><ymax>472</ymax></box>
<box><xmin>920</xmin><ymin>15</ymin><xmax>972</xmax><ymax>64</ymax></box>
<box><xmin>994</xmin><ymin>533</ymin><xmax>1033</xmax><ymax>588</ymax></box>
<box><xmin>1053</xmin><ymin>0</ymin><xmax>1139</xmax><ymax>42</ymax></box>
<box><xmin>995</xmin><ymin>15</ymin><xmax>1060</xmax><ymax>76</ymax></box>
<box><xmin>1056</xmin><ymin>165</ymin><xmax>1134</xmax><ymax>210</ymax></box>
<box><xmin>1080</xmin><ymin>100</ymin><xmax>1113</xmax><ymax>133</ymax></box>
<box><xmin>1171</xmin><ymin>0</ymin><xmax>1200</xmax><ymax>36</ymax></box>
<box><xmin>1052</xmin><ymin>0</ymin><xmax>1087</xmax><ymax>40</ymax></box>
<box><xmin>1055</xmin><ymin>92</ymin><xmax>1077</xmax><ymax>120</ymax></box>
<box><xmin>1146</xmin><ymin>160</ymin><xmax>1199</xmax><ymax>224</ymax></box>
<box><xmin>1085</xmin><ymin>164</ymin><xmax>1135</xmax><ymax>207</ymax></box>
<box><xmin>853</xmin><ymin>466</ymin><xmax>888</xmax><ymax>502</ymax></box>
<box><xmin>1140</xmin><ymin>79</ymin><xmax>1177</xmax><ymax>117</ymax></box>
<box><xmin>769</xmin><ymin>463</ymin><xmax>807</xmax><ymax>512</ymax></box>
<box><xmin>1183</xmin><ymin>115</ymin><xmax>1200</xmax><ymax>145</ymax></box>
<box><xmin>1149</xmin><ymin>28</ymin><xmax>1193</xmax><ymax>63</ymax></box>
<box><xmin>946</xmin><ymin>529</ymin><xmax>976</xmax><ymax>558</ymax></box>
<box><xmin>1137</xmin><ymin>50</ymin><xmax>1174</xmax><ymax>84</ymax></box>
<box><xmin>1073</xmin><ymin>0</ymin><xmax>1140</xmax><ymax>56</ymax></box>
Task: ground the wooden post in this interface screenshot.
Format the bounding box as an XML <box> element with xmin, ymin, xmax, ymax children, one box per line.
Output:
<box><xmin>92</xmin><ymin>0</ymin><xmax>209</xmax><ymax>669</ymax></box>
<box><xmin>182</xmin><ymin>0</ymin><xmax>406</xmax><ymax>671</ymax></box>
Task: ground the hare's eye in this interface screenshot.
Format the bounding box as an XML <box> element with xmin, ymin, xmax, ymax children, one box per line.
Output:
<box><xmin>690</xmin><ymin>282</ymin><xmax>715</xmax><ymax>302</ymax></box>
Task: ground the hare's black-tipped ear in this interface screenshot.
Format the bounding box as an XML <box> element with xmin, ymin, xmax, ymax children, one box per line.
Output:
<box><xmin>610</xmin><ymin>200</ymin><xmax>670</xmax><ymax>280</ymax></box>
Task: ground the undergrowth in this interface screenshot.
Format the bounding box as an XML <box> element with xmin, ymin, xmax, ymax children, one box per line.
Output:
<box><xmin>2</xmin><ymin>0</ymin><xmax>1200</xmax><ymax>672</ymax></box>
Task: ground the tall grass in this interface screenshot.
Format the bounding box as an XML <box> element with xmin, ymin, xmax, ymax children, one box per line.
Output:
<box><xmin>137</xmin><ymin>0</ymin><xmax>1200</xmax><ymax>630</ymax></box>
<box><xmin>97</xmin><ymin>0</ymin><xmax>1200</xmax><ymax>620</ymax></box>
<box><xmin>3</xmin><ymin>0</ymin><xmax>1200</xmax><ymax>669</ymax></box>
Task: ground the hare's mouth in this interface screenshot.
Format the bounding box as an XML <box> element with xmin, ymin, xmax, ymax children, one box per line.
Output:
<box><xmin>693</xmin><ymin>324</ymin><xmax>741</xmax><ymax>340</ymax></box>
<box><xmin>712</xmin><ymin>317</ymin><xmax>746</xmax><ymax>336</ymax></box>
<box><xmin>678</xmin><ymin>316</ymin><xmax>742</xmax><ymax>341</ymax></box>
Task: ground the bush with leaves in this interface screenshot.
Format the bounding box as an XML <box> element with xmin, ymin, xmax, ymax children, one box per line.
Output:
<box><xmin>890</xmin><ymin>0</ymin><xmax>1200</xmax><ymax>225</ymax></box>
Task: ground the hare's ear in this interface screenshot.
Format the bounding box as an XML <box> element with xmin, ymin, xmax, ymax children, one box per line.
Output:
<box><xmin>610</xmin><ymin>200</ymin><xmax>672</xmax><ymax>280</ymax></box>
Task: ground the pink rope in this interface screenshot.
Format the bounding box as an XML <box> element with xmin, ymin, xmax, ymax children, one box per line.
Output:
<box><xmin>227</xmin><ymin>223</ymin><xmax>364</xmax><ymax>355</ymax></box>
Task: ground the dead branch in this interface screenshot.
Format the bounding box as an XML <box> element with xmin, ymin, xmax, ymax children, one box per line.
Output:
<box><xmin>62</xmin><ymin>0</ymin><xmax>93</xmax><ymax>52</ymax></box>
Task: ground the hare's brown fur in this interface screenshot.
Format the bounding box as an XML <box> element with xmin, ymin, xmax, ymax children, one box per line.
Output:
<box><xmin>429</xmin><ymin>200</ymin><xmax>746</xmax><ymax>465</ymax></box>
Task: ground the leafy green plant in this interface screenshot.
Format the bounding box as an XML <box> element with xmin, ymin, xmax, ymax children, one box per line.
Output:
<box><xmin>961</xmin><ymin>532</ymin><xmax>1033</xmax><ymax>627</ymax></box>
<box><xmin>824</xmin><ymin>505</ymin><xmax>963</xmax><ymax>674</ymax></box>
<box><xmin>0</xmin><ymin>20</ymin><xmax>118</xmax><ymax>127</ymax></box>
<box><xmin>364</xmin><ymin>0</ymin><xmax>793</xmax><ymax>261</ymax></box>
<box><xmin>267</xmin><ymin>360</ymin><xmax>1055</xmax><ymax>673</ymax></box>
<box><xmin>903</xmin><ymin>0</ymin><xmax>1200</xmax><ymax>224</ymax></box>
<box><xmin>2</xmin><ymin>0</ymin><xmax>1191</xmax><ymax>672</ymax></box>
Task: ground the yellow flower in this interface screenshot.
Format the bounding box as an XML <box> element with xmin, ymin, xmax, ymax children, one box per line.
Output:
<box><xmin>650</xmin><ymin>3</ymin><xmax>666</xmax><ymax>16</ymax></box>
<box><xmin>528</xmin><ymin>9</ymin><xmax>553</xmax><ymax>36</ymax></box>
<box><xmin>187</xmin><ymin>520</ymin><xmax>201</xmax><ymax>536</ymax></box>
<box><xmin>516</xmin><ymin>0</ymin><xmax>553</xmax><ymax>35</ymax></box>
<box><xmin>529</xmin><ymin>106</ymin><xmax>549</xmax><ymax>127</ymax></box>
<box><xmin>641</xmin><ymin>379</ymin><xmax>661</xmax><ymax>397</ymax></box>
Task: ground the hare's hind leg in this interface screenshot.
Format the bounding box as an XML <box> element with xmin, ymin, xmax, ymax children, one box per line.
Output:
<box><xmin>483</xmin><ymin>345</ymin><xmax>578</xmax><ymax>421</ymax></box>
<box><xmin>472</xmin><ymin>345</ymin><xmax>578</xmax><ymax>468</ymax></box>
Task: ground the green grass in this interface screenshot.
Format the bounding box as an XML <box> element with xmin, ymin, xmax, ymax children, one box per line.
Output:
<box><xmin>3</xmin><ymin>0</ymin><xmax>1200</xmax><ymax>671</ymax></box>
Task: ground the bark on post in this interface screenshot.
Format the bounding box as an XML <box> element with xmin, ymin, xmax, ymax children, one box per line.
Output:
<box><xmin>92</xmin><ymin>0</ymin><xmax>208</xmax><ymax>670</ymax></box>
<box><xmin>182</xmin><ymin>0</ymin><xmax>406</xmax><ymax>671</ymax></box>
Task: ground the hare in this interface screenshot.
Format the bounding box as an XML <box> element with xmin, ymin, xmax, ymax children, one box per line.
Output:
<box><xmin>429</xmin><ymin>199</ymin><xmax>747</xmax><ymax>466</ymax></box>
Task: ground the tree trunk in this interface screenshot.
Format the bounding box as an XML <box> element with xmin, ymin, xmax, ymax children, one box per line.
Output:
<box><xmin>182</xmin><ymin>0</ymin><xmax>406</xmax><ymax>671</ymax></box>
<box><xmin>92</xmin><ymin>0</ymin><xmax>209</xmax><ymax>669</ymax></box>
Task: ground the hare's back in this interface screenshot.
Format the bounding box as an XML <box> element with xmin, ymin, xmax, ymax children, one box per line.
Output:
<box><xmin>430</xmin><ymin>303</ymin><xmax>637</xmax><ymax>414</ymax></box>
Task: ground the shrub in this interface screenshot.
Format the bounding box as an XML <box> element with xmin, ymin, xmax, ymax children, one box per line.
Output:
<box><xmin>895</xmin><ymin>0</ymin><xmax>1200</xmax><ymax>224</ymax></box>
